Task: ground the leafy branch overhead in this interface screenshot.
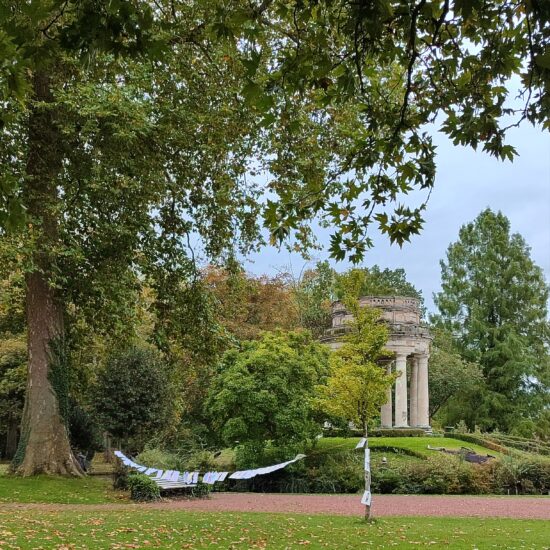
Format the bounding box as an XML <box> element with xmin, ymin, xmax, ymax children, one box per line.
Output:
<box><xmin>1</xmin><ymin>1</ymin><xmax>548</xmax><ymax>263</ymax></box>
<box><xmin>229</xmin><ymin>0</ymin><xmax>550</xmax><ymax>260</ymax></box>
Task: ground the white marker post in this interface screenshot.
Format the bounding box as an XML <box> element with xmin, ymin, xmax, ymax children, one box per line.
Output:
<box><xmin>355</xmin><ymin>432</ymin><xmax>372</xmax><ymax>520</ymax></box>
<box><xmin>364</xmin><ymin>428</ymin><xmax>372</xmax><ymax>520</ymax></box>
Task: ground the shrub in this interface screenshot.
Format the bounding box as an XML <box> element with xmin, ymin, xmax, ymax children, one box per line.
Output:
<box><xmin>371</xmin><ymin>468</ymin><xmax>402</xmax><ymax>494</ymax></box>
<box><xmin>191</xmin><ymin>482</ymin><xmax>211</xmax><ymax>498</ymax></box>
<box><xmin>136</xmin><ymin>448</ymin><xmax>181</xmax><ymax>471</ymax></box>
<box><xmin>112</xmin><ymin>460</ymin><xmax>130</xmax><ymax>490</ymax></box>
<box><xmin>182</xmin><ymin>450</ymin><xmax>218</xmax><ymax>472</ymax></box>
<box><xmin>493</xmin><ymin>456</ymin><xmax>550</xmax><ymax>494</ymax></box>
<box><xmin>127</xmin><ymin>473</ymin><xmax>161</xmax><ymax>502</ymax></box>
<box><xmin>400</xmin><ymin>455</ymin><xmax>476</xmax><ymax>494</ymax></box>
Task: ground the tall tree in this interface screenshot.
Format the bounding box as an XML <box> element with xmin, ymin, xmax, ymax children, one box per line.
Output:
<box><xmin>203</xmin><ymin>266</ymin><xmax>299</xmax><ymax>341</ymax></box>
<box><xmin>1</xmin><ymin>1</ymin><xmax>547</xmax><ymax>475</ymax></box>
<box><xmin>433</xmin><ymin>209</ymin><xmax>550</xmax><ymax>431</ymax></box>
<box><xmin>0</xmin><ymin>2</ymin><xmax>271</xmax><ymax>476</ymax></box>
<box><xmin>292</xmin><ymin>261</ymin><xmax>336</xmax><ymax>338</ymax></box>
<box><xmin>335</xmin><ymin>266</ymin><xmax>423</xmax><ymax>304</ymax></box>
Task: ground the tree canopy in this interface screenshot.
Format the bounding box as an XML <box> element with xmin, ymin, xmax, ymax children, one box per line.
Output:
<box><xmin>1</xmin><ymin>0</ymin><xmax>548</xmax><ymax>475</ymax></box>
<box><xmin>205</xmin><ymin>330</ymin><xmax>329</xmax><ymax>467</ymax></box>
<box><xmin>94</xmin><ymin>347</ymin><xmax>175</xmax><ymax>452</ymax></box>
<box><xmin>427</xmin><ymin>328</ymin><xmax>483</xmax><ymax>419</ymax></box>
<box><xmin>433</xmin><ymin>209</ymin><xmax>550</xmax><ymax>432</ymax></box>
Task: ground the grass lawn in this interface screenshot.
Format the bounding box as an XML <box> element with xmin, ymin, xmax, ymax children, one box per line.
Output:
<box><xmin>0</xmin><ymin>472</ymin><xmax>124</xmax><ymax>504</ymax></box>
<box><xmin>311</xmin><ymin>436</ymin><xmax>503</xmax><ymax>458</ymax></box>
<box><xmin>0</xmin><ymin>509</ymin><xmax>547</xmax><ymax>549</ymax></box>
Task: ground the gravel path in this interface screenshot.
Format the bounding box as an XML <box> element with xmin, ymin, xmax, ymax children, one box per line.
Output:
<box><xmin>1</xmin><ymin>494</ymin><xmax>548</xmax><ymax>519</ymax></box>
<box><xmin>150</xmin><ymin>493</ymin><xmax>550</xmax><ymax>519</ymax></box>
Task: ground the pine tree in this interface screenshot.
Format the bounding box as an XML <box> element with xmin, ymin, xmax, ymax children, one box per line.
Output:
<box><xmin>433</xmin><ymin>209</ymin><xmax>550</xmax><ymax>431</ymax></box>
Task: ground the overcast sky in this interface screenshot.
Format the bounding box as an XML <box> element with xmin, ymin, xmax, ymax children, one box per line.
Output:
<box><xmin>243</xmin><ymin>122</ymin><xmax>550</xmax><ymax>313</ymax></box>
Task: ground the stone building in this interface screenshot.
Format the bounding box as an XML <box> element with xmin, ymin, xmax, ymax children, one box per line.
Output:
<box><xmin>320</xmin><ymin>296</ymin><xmax>432</xmax><ymax>430</ymax></box>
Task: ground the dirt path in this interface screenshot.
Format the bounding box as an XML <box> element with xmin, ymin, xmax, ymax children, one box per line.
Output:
<box><xmin>1</xmin><ymin>494</ymin><xmax>548</xmax><ymax>519</ymax></box>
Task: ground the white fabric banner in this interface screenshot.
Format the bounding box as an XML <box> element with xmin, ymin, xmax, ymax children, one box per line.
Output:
<box><xmin>114</xmin><ymin>451</ymin><xmax>305</xmax><ymax>485</ymax></box>
<box><xmin>360</xmin><ymin>490</ymin><xmax>372</xmax><ymax>506</ymax></box>
<box><xmin>228</xmin><ymin>454</ymin><xmax>306</xmax><ymax>480</ymax></box>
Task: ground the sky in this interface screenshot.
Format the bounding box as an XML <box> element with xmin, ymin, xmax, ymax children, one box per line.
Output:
<box><xmin>243</xmin><ymin>122</ymin><xmax>550</xmax><ymax>314</ymax></box>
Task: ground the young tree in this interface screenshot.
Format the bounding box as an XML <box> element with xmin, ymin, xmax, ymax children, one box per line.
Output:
<box><xmin>315</xmin><ymin>303</ymin><xmax>395</xmax><ymax>434</ymax></box>
<box><xmin>205</xmin><ymin>331</ymin><xmax>329</xmax><ymax>467</ymax></box>
<box><xmin>433</xmin><ymin>209</ymin><xmax>550</xmax><ymax>431</ymax></box>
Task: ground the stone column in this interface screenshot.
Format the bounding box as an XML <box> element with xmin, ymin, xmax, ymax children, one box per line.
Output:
<box><xmin>417</xmin><ymin>353</ymin><xmax>430</xmax><ymax>428</ymax></box>
<box><xmin>409</xmin><ymin>356</ymin><xmax>418</xmax><ymax>427</ymax></box>
<box><xmin>394</xmin><ymin>353</ymin><xmax>408</xmax><ymax>427</ymax></box>
<box><xmin>380</xmin><ymin>362</ymin><xmax>393</xmax><ymax>428</ymax></box>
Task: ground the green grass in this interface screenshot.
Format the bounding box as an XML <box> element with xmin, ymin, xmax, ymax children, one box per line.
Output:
<box><xmin>0</xmin><ymin>472</ymin><xmax>124</xmax><ymax>504</ymax></box>
<box><xmin>312</xmin><ymin>436</ymin><xmax>503</xmax><ymax>458</ymax></box>
<box><xmin>0</xmin><ymin>510</ymin><xmax>547</xmax><ymax>549</ymax></box>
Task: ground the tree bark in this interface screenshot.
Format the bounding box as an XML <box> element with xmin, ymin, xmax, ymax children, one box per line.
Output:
<box><xmin>13</xmin><ymin>70</ymin><xmax>82</xmax><ymax>476</ymax></box>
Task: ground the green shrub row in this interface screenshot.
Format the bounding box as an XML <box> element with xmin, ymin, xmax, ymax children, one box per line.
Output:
<box><xmin>323</xmin><ymin>428</ymin><xmax>426</xmax><ymax>438</ymax></box>
<box><xmin>369</xmin><ymin>429</ymin><xmax>427</xmax><ymax>438</ymax></box>
<box><xmin>226</xmin><ymin>451</ymin><xmax>550</xmax><ymax>495</ymax></box>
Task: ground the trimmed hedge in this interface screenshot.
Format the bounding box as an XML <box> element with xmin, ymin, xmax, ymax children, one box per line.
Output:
<box><xmin>323</xmin><ymin>428</ymin><xmax>427</xmax><ymax>438</ymax></box>
<box><xmin>369</xmin><ymin>429</ymin><xmax>427</xmax><ymax>438</ymax></box>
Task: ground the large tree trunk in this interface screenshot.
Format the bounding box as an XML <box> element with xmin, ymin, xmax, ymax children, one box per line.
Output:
<box><xmin>12</xmin><ymin>71</ymin><xmax>82</xmax><ymax>476</ymax></box>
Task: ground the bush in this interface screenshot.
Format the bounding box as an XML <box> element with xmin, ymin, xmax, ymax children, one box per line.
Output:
<box><xmin>136</xmin><ymin>448</ymin><xmax>181</xmax><ymax>471</ymax></box>
<box><xmin>191</xmin><ymin>482</ymin><xmax>211</xmax><ymax>498</ymax></box>
<box><xmin>399</xmin><ymin>455</ymin><xmax>478</xmax><ymax>494</ymax></box>
<box><xmin>112</xmin><ymin>460</ymin><xmax>130</xmax><ymax>490</ymax></box>
<box><xmin>493</xmin><ymin>456</ymin><xmax>550</xmax><ymax>494</ymax></box>
<box><xmin>127</xmin><ymin>473</ymin><xmax>161</xmax><ymax>502</ymax></box>
<box><xmin>371</xmin><ymin>468</ymin><xmax>402</xmax><ymax>494</ymax></box>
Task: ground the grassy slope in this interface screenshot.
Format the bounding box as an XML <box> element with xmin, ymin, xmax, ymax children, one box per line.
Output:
<box><xmin>0</xmin><ymin>510</ymin><xmax>547</xmax><ymax>549</ymax></box>
<box><xmin>311</xmin><ymin>436</ymin><xmax>504</xmax><ymax>458</ymax></box>
<box><xmin>0</xmin><ymin>472</ymin><xmax>124</xmax><ymax>504</ymax></box>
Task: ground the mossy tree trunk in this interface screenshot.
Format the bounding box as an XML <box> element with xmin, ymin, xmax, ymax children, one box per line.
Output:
<box><xmin>12</xmin><ymin>71</ymin><xmax>82</xmax><ymax>477</ymax></box>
